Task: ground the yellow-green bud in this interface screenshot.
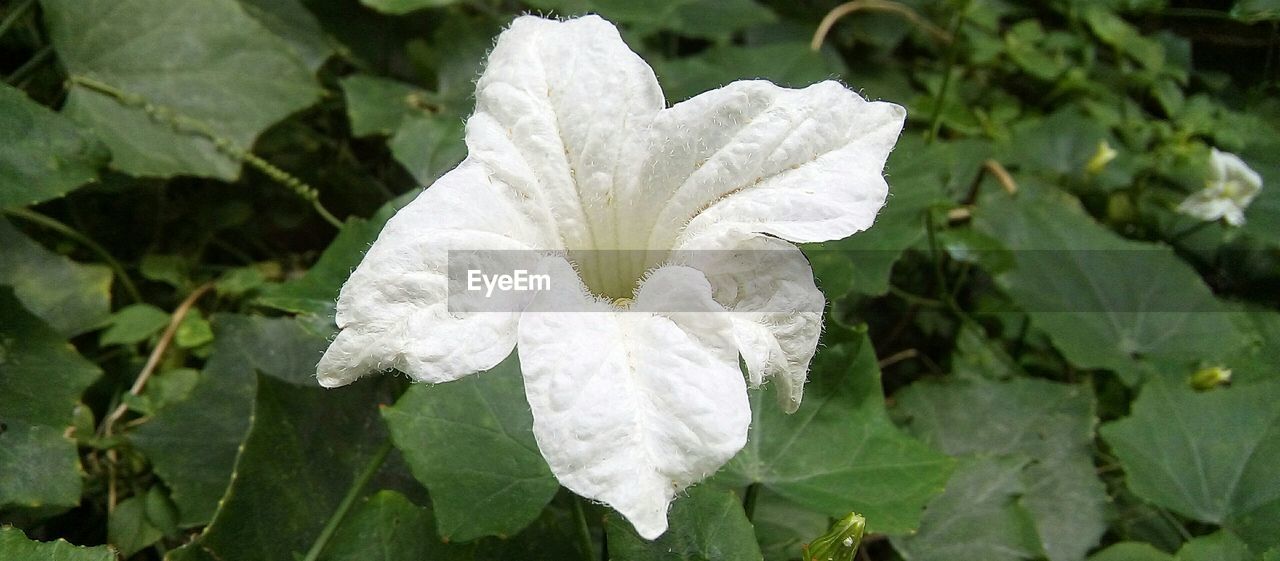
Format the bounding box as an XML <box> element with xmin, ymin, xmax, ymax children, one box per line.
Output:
<box><xmin>1086</xmin><ymin>140</ymin><xmax>1118</xmax><ymax>175</ymax></box>
<box><xmin>802</xmin><ymin>512</ymin><xmax>865</xmax><ymax>561</ymax></box>
<box><xmin>1189</xmin><ymin>366</ymin><xmax>1232</xmax><ymax>391</ymax></box>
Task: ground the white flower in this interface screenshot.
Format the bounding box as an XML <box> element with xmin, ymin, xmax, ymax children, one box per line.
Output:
<box><xmin>316</xmin><ymin>15</ymin><xmax>904</xmax><ymax>538</ymax></box>
<box><xmin>1177</xmin><ymin>148</ymin><xmax>1263</xmax><ymax>226</ymax></box>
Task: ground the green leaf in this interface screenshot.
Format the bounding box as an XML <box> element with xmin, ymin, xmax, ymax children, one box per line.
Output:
<box><xmin>237</xmin><ymin>0</ymin><xmax>333</xmax><ymax>71</ymax></box>
<box><xmin>890</xmin><ymin>457</ymin><xmax>1043</xmax><ymax>561</ymax></box>
<box><xmin>717</xmin><ymin>331</ymin><xmax>955</xmax><ymax>535</ymax></box>
<box><xmin>382</xmin><ymin>354</ymin><xmax>558</xmax><ymax>542</ymax></box>
<box><xmin>388</xmin><ymin>115</ymin><xmax>466</xmax><ymax>185</ymax></box>
<box><xmin>359</xmin><ymin>0</ymin><xmax>459</xmax><ymax>15</ymax></box>
<box><xmin>257</xmin><ymin>195</ymin><xmax>409</xmax><ymax>316</ymax></box>
<box><xmin>0</xmin><ymin>288</ymin><xmax>101</xmax><ymax>512</ymax></box>
<box><xmin>177</xmin><ymin>375</ymin><xmax>397</xmax><ymax>561</ymax></box>
<box><xmin>174</xmin><ymin>309</ymin><xmax>214</xmax><ymax>349</ymax></box>
<box><xmin>895</xmin><ymin>376</ymin><xmax>1108</xmax><ymax>561</ymax></box>
<box><xmin>108</xmin><ymin>495</ymin><xmax>164</xmax><ymax>557</ymax></box>
<box><xmin>750</xmin><ymin>490</ymin><xmax>830</xmax><ymax>561</ymax></box>
<box><xmin>806</xmin><ymin>135</ymin><xmax>947</xmax><ymax>297</ymax></box>
<box><xmin>1231</xmin><ymin>0</ymin><xmax>1280</xmax><ymax>22</ymax></box>
<box><xmin>607</xmin><ymin>485</ymin><xmax>764</xmax><ymax>561</ymax></box>
<box><xmin>1088</xmin><ymin>542</ymin><xmax>1174</xmax><ymax>561</ymax></box>
<box><xmin>1083</xmin><ymin>7</ymin><xmax>1165</xmax><ymax>70</ymax></box>
<box><xmin>972</xmin><ymin>189</ymin><xmax>1250</xmax><ymax>381</ymax></box>
<box><xmin>1100</xmin><ymin>381</ymin><xmax>1280</xmax><ymax>552</ymax></box>
<box><xmin>0</xmin><ymin>218</ymin><xmax>112</xmax><ymax>337</ymax></box>
<box><xmin>321</xmin><ymin>490</ymin><xmax>468</xmax><ymax>561</ymax></box>
<box><xmin>43</xmin><ymin>0</ymin><xmax>322</xmax><ymax>179</ymax></box>
<box><xmin>1175</xmin><ymin>531</ymin><xmax>1255</xmax><ymax>561</ymax></box>
<box><xmin>99</xmin><ymin>303</ymin><xmax>170</xmax><ymax>346</ymax></box>
<box><xmin>131</xmin><ymin>314</ymin><xmax>331</xmax><ymax>526</ymax></box>
<box><xmin>526</xmin><ymin>0</ymin><xmax>775</xmax><ymax>40</ymax></box>
<box><xmin>0</xmin><ymin>84</ymin><xmax>108</xmax><ymax>208</ymax></box>
<box><xmin>1241</xmin><ymin>137</ymin><xmax>1279</xmax><ymax>246</ymax></box>
<box><xmin>0</xmin><ymin>527</ymin><xmax>114</xmax><ymax>561</ymax></box>
<box><xmin>340</xmin><ymin>74</ymin><xmax>436</xmax><ymax>138</ymax></box>
<box><xmin>655</xmin><ymin>42</ymin><xmax>843</xmax><ymax>103</ymax></box>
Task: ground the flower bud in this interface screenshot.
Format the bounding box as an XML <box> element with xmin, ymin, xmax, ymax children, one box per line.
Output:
<box><xmin>802</xmin><ymin>512</ymin><xmax>866</xmax><ymax>561</ymax></box>
<box><xmin>1189</xmin><ymin>366</ymin><xmax>1232</xmax><ymax>391</ymax></box>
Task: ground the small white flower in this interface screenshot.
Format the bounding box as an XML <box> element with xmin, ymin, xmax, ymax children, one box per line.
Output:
<box><xmin>1177</xmin><ymin>148</ymin><xmax>1263</xmax><ymax>226</ymax></box>
<box><xmin>316</xmin><ymin>15</ymin><xmax>903</xmax><ymax>538</ymax></box>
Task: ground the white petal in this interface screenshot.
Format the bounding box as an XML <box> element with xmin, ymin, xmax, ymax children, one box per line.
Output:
<box><xmin>517</xmin><ymin>260</ymin><xmax>749</xmax><ymax>539</ymax></box>
<box><xmin>317</xmin><ymin>161</ymin><xmax>546</xmax><ymax>387</ymax></box>
<box><xmin>621</xmin><ymin>80</ymin><xmax>904</xmax><ymax>253</ymax></box>
<box><xmin>678</xmin><ymin>234</ymin><xmax>824</xmax><ymax>413</ymax></box>
<box><xmin>471</xmin><ymin>15</ymin><xmax>663</xmax><ymax>259</ymax></box>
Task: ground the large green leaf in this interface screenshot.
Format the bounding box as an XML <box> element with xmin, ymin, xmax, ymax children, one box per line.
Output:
<box><xmin>607</xmin><ymin>485</ymin><xmax>763</xmax><ymax>561</ymax></box>
<box><xmin>717</xmin><ymin>331</ymin><xmax>954</xmax><ymax>535</ymax></box>
<box><xmin>0</xmin><ymin>84</ymin><xmax>108</xmax><ymax>208</ymax></box>
<box><xmin>890</xmin><ymin>457</ymin><xmax>1043</xmax><ymax>561</ymax></box>
<box><xmin>1174</xmin><ymin>531</ymin><xmax>1255</xmax><ymax>561</ymax></box>
<box><xmin>43</xmin><ymin>0</ymin><xmax>321</xmax><ymax>179</ymax></box>
<box><xmin>1100</xmin><ymin>381</ymin><xmax>1280</xmax><ymax>552</ymax></box>
<box><xmin>0</xmin><ymin>218</ymin><xmax>112</xmax><ymax>337</ymax></box>
<box><xmin>0</xmin><ymin>527</ymin><xmax>114</xmax><ymax>561</ymax></box>
<box><xmin>1088</xmin><ymin>542</ymin><xmax>1173</xmax><ymax>561</ymax></box>
<box><xmin>972</xmin><ymin>188</ymin><xmax>1250</xmax><ymax>380</ymax></box>
<box><xmin>131</xmin><ymin>314</ymin><xmax>331</xmax><ymax>526</ymax></box>
<box><xmin>172</xmin><ymin>375</ymin><xmax>397</xmax><ymax>561</ymax></box>
<box><xmin>894</xmin><ymin>376</ymin><xmax>1108</xmax><ymax>561</ymax></box>
<box><xmin>320</xmin><ymin>490</ymin><xmax>468</xmax><ymax>561</ymax></box>
<box><xmin>382</xmin><ymin>354</ymin><xmax>558</xmax><ymax>542</ymax></box>
<box><xmin>0</xmin><ymin>288</ymin><xmax>101</xmax><ymax>511</ymax></box>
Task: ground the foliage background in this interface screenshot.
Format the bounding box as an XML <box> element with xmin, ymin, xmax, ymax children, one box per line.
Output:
<box><xmin>1</xmin><ymin>0</ymin><xmax>1279</xmax><ymax>560</ymax></box>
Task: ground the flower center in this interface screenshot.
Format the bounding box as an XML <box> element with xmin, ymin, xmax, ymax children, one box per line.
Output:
<box><xmin>568</xmin><ymin>249</ymin><xmax>657</xmax><ymax>302</ymax></box>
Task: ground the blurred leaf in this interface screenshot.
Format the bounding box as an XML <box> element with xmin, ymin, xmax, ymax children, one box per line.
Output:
<box><xmin>131</xmin><ymin>314</ymin><xmax>330</xmax><ymax>526</ymax></box>
<box><xmin>1175</xmin><ymin>531</ymin><xmax>1254</xmax><ymax>561</ymax></box>
<box><xmin>1088</xmin><ymin>542</ymin><xmax>1173</xmax><ymax>561</ymax></box>
<box><xmin>717</xmin><ymin>331</ymin><xmax>955</xmax><ymax>535</ymax></box>
<box><xmin>174</xmin><ymin>309</ymin><xmax>214</xmax><ymax>349</ymax></box>
<box><xmin>1101</xmin><ymin>381</ymin><xmax>1280</xmax><ymax>552</ymax></box>
<box><xmin>607</xmin><ymin>485</ymin><xmax>763</xmax><ymax>561</ymax></box>
<box><xmin>890</xmin><ymin>457</ymin><xmax>1043</xmax><ymax>561</ymax></box>
<box><xmin>1082</xmin><ymin>6</ymin><xmax>1164</xmax><ymax>70</ymax></box>
<box><xmin>382</xmin><ymin>354</ymin><xmax>558</xmax><ymax>542</ymax></box>
<box><xmin>139</xmin><ymin>254</ymin><xmax>190</xmax><ymax>290</ymax></box>
<box><xmin>972</xmin><ymin>189</ymin><xmax>1250</xmax><ymax>381</ymax></box>
<box><xmin>144</xmin><ymin>486</ymin><xmax>180</xmax><ymax>537</ymax></box>
<box><xmin>1232</xmin><ymin>0</ymin><xmax>1280</xmax><ymax>22</ymax></box>
<box><xmin>238</xmin><ymin>0</ymin><xmax>333</xmax><ymax>71</ymax></box>
<box><xmin>1241</xmin><ymin>137</ymin><xmax>1280</xmax><ymax>246</ymax></box>
<box><xmin>0</xmin><ymin>288</ymin><xmax>101</xmax><ymax>511</ymax></box>
<box><xmin>0</xmin><ymin>527</ymin><xmax>114</xmax><ymax>561</ymax></box>
<box><xmin>0</xmin><ymin>84</ymin><xmax>109</xmax><ymax>208</ymax></box>
<box><xmin>321</xmin><ymin>490</ymin><xmax>468</xmax><ymax>561</ymax></box>
<box><xmin>99</xmin><ymin>303</ymin><xmax>169</xmax><ymax>346</ymax></box>
<box><xmin>173</xmin><ymin>375</ymin><xmax>396</xmax><ymax>561</ymax></box>
<box><xmin>43</xmin><ymin>0</ymin><xmax>322</xmax><ymax>179</ymax></box>
<box><xmin>108</xmin><ymin>495</ymin><xmax>163</xmax><ymax>557</ymax></box>
<box><xmin>359</xmin><ymin>0</ymin><xmax>459</xmax><ymax>15</ymax></box>
<box><xmin>895</xmin><ymin>377</ymin><xmax>1108</xmax><ymax>561</ymax></box>
<box><xmin>0</xmin><ymin>218</ymin><xmax>112</xmax><ymax>337</ymax></box>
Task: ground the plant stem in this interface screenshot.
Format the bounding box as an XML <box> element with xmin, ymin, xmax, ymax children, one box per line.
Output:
<box><xmin>4</xmin><ymin>207</ymin><xmax>143</xmax><ymax>303</ymax></box>
<box><xmin>742</xmin><ymin>482</ymin><xmax>761</xmax><ymax>521</ymax></box>
<box><xmin>572</xmin><ymin>495</ymin><xmax>596</xmax><ymax>561</ymax></box>
<box><xmin>0</xmin><ymin>0</ymin><xmax>35</xmax><ymax>40</ymax></box>
<box><xmin>927</xmin><ymin>5</ymin><xmax>968</xmax><ymax>143</ymax></box>
<box><xmin>5</xmin><ymin>44</ymin><xmax>52</xmax><ymax>85</ymax></box>
<box><xmin>301</xmin><ymin>440</ymin><xmax>394</xmax><ymax>561</ymax></box>
<box><xmin>67</xmin><ymin>75</ymin><xmax>345</xmax><ymax>229</ymax></box>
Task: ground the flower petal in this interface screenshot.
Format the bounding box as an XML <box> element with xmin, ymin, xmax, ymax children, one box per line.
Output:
<box><xmin>316</xmin><ymin>161</ymin><xmax>546</xmax><ymax>387</ymax></box>
<box><xmin>517</xmin><ymin>260</ymin><xmax>749</xmax><ymax>539</ymax></box>
<box><xmin>469</xmin><ymin>15</ymin><xmax>663</xmax><ymax>257</ymax></box>
<box><xmin>622</xmin><ymin>80</ymin><xmax>904</xmax><ymax>253</ymax></box>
